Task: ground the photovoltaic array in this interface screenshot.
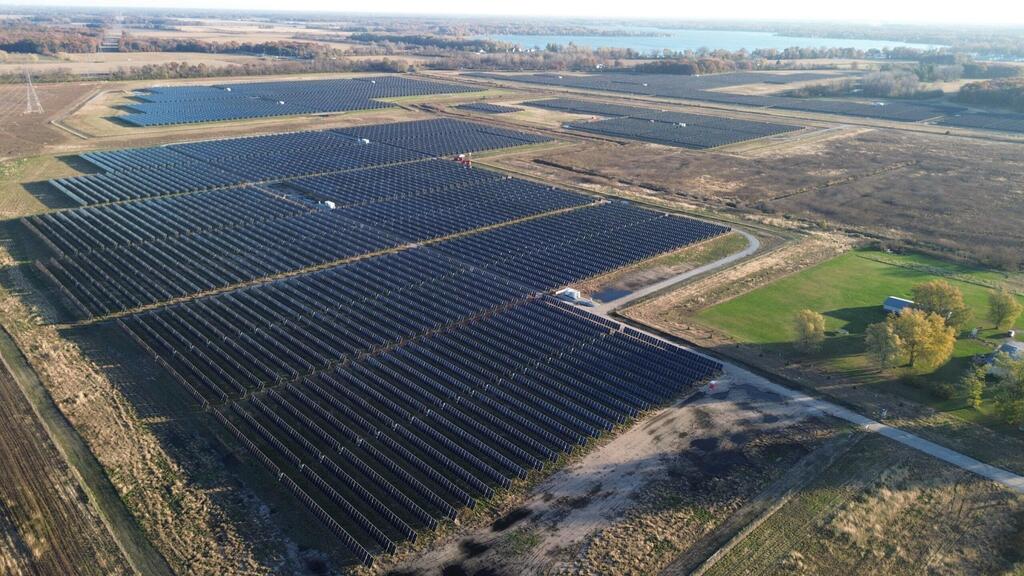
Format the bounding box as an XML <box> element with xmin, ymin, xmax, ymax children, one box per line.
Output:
<box><xmin>526</xmin><ymin>98</ymin><xmax>801</xmax><ymax>148</ymax></box>
<box><xmin>469</xmin><ymin>71</ymin><xmax>965</xmax><ymax>122</ymax></box>
<box><xmin>936</xmin><ymin>112</ymin><xmax>1024</xmax><ymax>134</ymax></box>
<box><xmin>454</xmin><ymin>102</ymin><xmax>524</xmax><ymax>114</ymax></box>
<box><xmin>122</xmin><ymin>76</ymin><xmax>480</xmax><ymax>126</ymax></box>
<box><xmin>28</xmin><ymin>119</ymin><xmax>730</xmax><ymax>567</ymax></box>
<box><xmin>49</xmin><ymin>118</ymin><xmax>551</xmax><ymax>206</ymax></box>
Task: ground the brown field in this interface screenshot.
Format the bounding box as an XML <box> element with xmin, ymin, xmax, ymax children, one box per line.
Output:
<box><xmin>694</xmin><ymin>434</ymin><xmax>1024</xmax><ymax>576</ymax></box>
<box><xmin>0</xmin><ymin>81</ymin><xmax>97</xmax><ymax>160</ymax></box>
<box><xmin>0</xmin><ymin>52</ymin><xmax>271</xmax><ymax>76</ymax></box>
<box><xmin>0</xmin><ymin>352</ymin><xmax>129</xmax><ymax>576</ymax></box>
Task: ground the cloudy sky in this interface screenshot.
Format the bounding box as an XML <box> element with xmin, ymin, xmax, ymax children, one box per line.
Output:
<box><xmin>8</xmin><ymin>0</ymin><xmax>1024</xmax><ymax>26</ymax></box>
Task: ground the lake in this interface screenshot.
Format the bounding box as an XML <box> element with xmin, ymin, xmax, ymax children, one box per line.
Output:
<box><xmin>482</xmin><ymin>28</ymin><xmax>941</xmax><ymax>54</ymax></box>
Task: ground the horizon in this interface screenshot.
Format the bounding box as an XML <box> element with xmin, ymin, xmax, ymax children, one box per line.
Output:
<box><xmin>2</xmin><ymin>1</ymin><xmax>1024</xmax><ymax>27</ymax></box>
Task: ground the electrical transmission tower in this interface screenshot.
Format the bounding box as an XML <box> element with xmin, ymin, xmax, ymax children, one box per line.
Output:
<box><xmin>24</xmin><ymin>70</ymin><xmax>44</xmax><ymax>114</ymax></box>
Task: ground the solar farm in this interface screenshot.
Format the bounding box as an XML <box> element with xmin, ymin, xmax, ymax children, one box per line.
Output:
<box><xmin>470</xmin><ymin>71</ymin><xmax>965</xmax><ymax>122</ymax></box>
<box><xmin>526</xmin><ymin>98</ymin><xmax>802</xmax><ymax>149</ymax></box>
<box><xmin>120</xmin><ymin>76</ymin><xmax>481</xmax><ymax>126</ymax></box>
<box><xmin>937</xmin><ymin>112</ymin><xmax>1024</xmax><ymax>133</ymax></box>
<box><xmin>25</xmin><ymin>115</ymin><xmax>729</xmax><ymax>567</ymax></box>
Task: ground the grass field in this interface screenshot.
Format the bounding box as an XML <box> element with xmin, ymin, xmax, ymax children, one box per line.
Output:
<box><xmin>697</xmin><ymin>248</ymin><xmax>1024</xmax><ymax>423</ymax></box>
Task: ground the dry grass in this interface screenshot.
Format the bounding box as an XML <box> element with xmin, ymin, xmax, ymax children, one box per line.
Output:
<box><xmin>703</xmin><ymin>434</ymin><xmax>1024</xmax><ymax>576</ymax></box>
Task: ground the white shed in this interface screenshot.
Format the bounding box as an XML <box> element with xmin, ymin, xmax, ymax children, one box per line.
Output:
<box><xmin>883</xmin><ymin>296</ymin><xmax>914</xmax><ymax>315</ymax></box>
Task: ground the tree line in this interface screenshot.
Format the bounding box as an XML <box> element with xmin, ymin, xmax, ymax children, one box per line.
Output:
<box><xmin>957</xmin><ymin>78</ymin><xmax>1024</xmax><ymax>112</ymax></box>
<box><xmin>0</xmin><ymin>21</ymin><xmax>102</xmax><ymax>55</ymax></box>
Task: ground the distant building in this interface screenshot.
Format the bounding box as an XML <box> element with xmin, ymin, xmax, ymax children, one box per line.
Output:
<box><xmin>883</xmin><ymin>296</ymin><xmax>914</xmax><ymax>315</ymax></box>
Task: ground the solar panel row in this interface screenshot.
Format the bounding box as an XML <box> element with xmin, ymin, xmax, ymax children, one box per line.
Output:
<box><xmin>454</xmin><ymin>102</ymin><xmax>524</xmax><ymax>114</ymax></box>
<box><xmin>113</xmin><ymin>207</ymin><xmax>724</xmax><ymax>565</ymax></box>
<box><xmin>937</xmin><ymin>112</ymin><xmax>1024</xmax><ymax>134</ymax></box>
<box><xmin>37</xmin><ymin>177</ymin><xmax>594</xmax><ymax>317</ymax></box>
<box><xmin>473</xmin><ymin>72</ymin><xmax>963</xmax><ymax>122</ymax></box>
<box><xmin>436</xmin><ymin>202</ymin><xmax>730</xmax><ymax>291</ymax></box>
<box><xmin>51</xmin><ymin>119</ymin><xmax>553</xmax><ymax>206</ymax></box>
<box><xmin>123</xmin><ymin>76</ymin><xmax>480</xmax><ymax>126</ymax></box>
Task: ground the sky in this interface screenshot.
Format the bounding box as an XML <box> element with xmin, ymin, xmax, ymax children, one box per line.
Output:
<box><xmin>6</xmin><ymin>0</ymin><xmax>1024</xmax><ymax>26</ymax></box>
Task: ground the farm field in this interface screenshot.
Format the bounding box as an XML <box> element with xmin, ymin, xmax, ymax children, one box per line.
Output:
<box><xmin>696</xmin><ymin>248</ymin><xmax>1024</xmax><ymax>426</ymax></box>
<box><xmin>0</xmin><ymin>52</ymin><xmax>270</xmax><ymax>76</ymax></box>
<box><xmin>0</xmin><ymin>81</ymin><xmax>98</xmax><ymax>160</ymax></box>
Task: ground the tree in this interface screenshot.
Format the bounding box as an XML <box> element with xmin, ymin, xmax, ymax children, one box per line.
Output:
<box><xmin>912</xmin><ymin>280</ymin><xmax>972</xmax><ymax>330</ymax></box>
<box><xmin>892</xmin><ymin>309</ymin><xmax>957</xmax><ymax>371</ymax></box>
<box><xmin>865</xmin><ymin>309</ymin><xmax>956</xmax><ymax>372</ymax></box>
<box><xmin>793</xmin><ymin>309</ymin><xmax>826</xmax><ymax>352</ymax></box>
<box><xmin>959</xmin><ymin>364</ymin><xmax>988</xmax><ymax>409</ymax></box>
<box><xmin>988</xmin><ymin>287</ymin><xmax>1023</xmax><ymax>330</ymax></box>
<box><xmin>992</xmin><ymin>357</ymin><xmax>1024</xmax><ymax>426</ymax></box>
<box><xmin>865</xmin><ymin>321</ymin><xmax>903</xmax><ymax>369</ymax></box>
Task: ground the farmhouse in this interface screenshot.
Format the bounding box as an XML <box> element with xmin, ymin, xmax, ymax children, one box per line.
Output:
<box><xmin>987</xmin><ymin>341</ymin><xmax>1024</xmax><ymax>375</ymax></box>
<box><xmin>883</xmin><ymin>296</ymin><xmax>914</xmax><ymax>315</ymax></box>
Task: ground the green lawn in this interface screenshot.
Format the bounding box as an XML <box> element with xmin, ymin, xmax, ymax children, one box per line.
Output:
<box><xmin>697</xmin><ymin>248</ymin><xmax>1024</xmax><ymax>419</ymax></box>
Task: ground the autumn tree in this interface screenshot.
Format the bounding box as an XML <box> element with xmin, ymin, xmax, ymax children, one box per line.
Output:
<box><xmin>793</xmin><ymin>309</ymin><xmax>826</xmax><ymax>352</ymax></box>
<box><xmin>988</xmin><ymin>287</ymin><xmax>1023</xmax><ymax>330</ymax></box>
<box><xmin>865</xmin><ymin>309</ymin><xmax>956</xmax><ymax>372</ymax></box>
<box><xmin>960</xmin><ymin>364</ymin><xmax>988</xmax><ymax>409</ymax></box>
<box><xmin>912</xmin><ymin>280</ymin><xmax>972</xmax><ymax>330</ymax></box>
<box><xmin>865</xmin><ymin>321</ymin><xmax>903</xmax><ymax>369</ymax></box>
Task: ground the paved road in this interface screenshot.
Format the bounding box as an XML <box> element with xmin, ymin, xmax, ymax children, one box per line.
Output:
<box><xmin>591</xmin><ymin>230</ymin><xmax>760</xmax><ymax>315</ymax></box>
<box><xmin>591</xmin><ymin>232</ymin><xmax>1024</xmax><ymax>495</ymax></box>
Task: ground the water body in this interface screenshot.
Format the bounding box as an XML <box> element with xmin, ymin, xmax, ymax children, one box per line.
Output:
<box><xmin>483</xmin><ymin>28</ymin><xmax>940</xmax><ymax>54</ymax></box>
